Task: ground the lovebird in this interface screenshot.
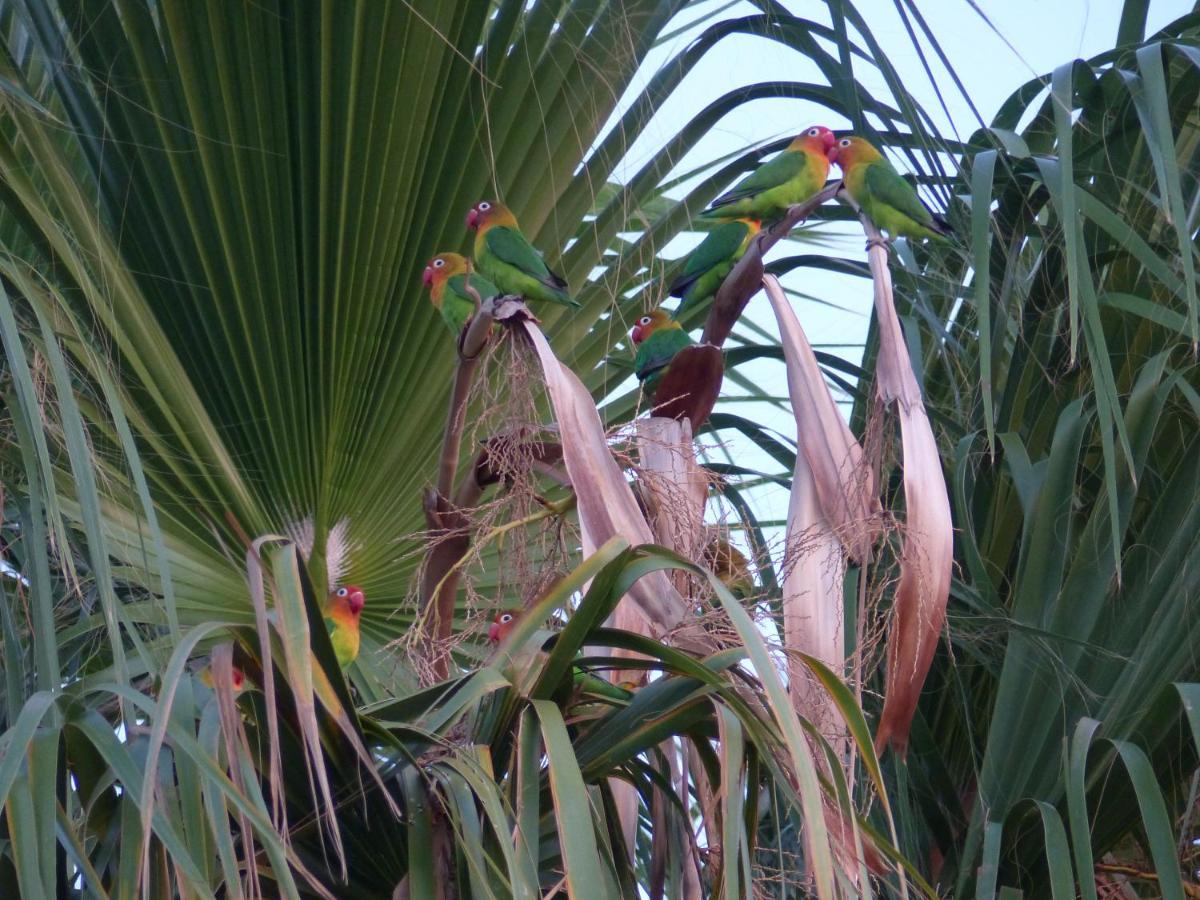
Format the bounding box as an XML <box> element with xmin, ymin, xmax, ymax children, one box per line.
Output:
<box><xmin>198</xmin><ymin>664</ymin><xmax>249</xmax><ymax>695</ymax></box>
<box><xmin>325</xmin><ymin>584</ymin><xmax>365</xmax><ymax>669</ymax></box>
<box><xmin>669</xmin><ymin>218</ymin><xmax>761</xmax><ymax>316</ymax></box>
<box><xmin>703</xmin><ymin>533</ymin><xmax>756</xmax><ymax>600</ymax></box>
<box><xmin>829</xmin><ymin>136</ymin><xmax>953</xmax><ymax>241</ymax></box>
<box><xmin>466</xmin><ymin>200</ymin><xmax>577</xmax><ymax>308</ymax></box>
<box><xmin>631</xmin><ymin>309</ymin><xmax>692</xmax><ymax>395</ymax></box>
<box><xmin>487</xmin><ymin>610</ymin><xmax>519</xmax><ymax>644</ymax></box>
<box><xmin>422</xmin><ymin>252</ymin><xmax>499</xmax><ymax>335</ymax></box>
<box><xmin>701</xmin><ymin>126</ymin><xmax>835</xmax><ymax>222</ymax></box>
<box><xmin>488</xmin><ymin>610</ymin><xmax>634</xmax><ymax>700</ymax></box>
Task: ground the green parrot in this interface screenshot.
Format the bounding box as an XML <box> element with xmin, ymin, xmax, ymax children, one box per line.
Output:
<box><xmin>700</xmin><ymin>126</ymin><xmax>835</xmax><ymax>222</ymax></box>
<box><xmin>198</xmin><ymin>664</ymin><xmax>249</xmax><ymax>695</ymax></box>
<box><xmin>703</xmin><ymin>533</ymin><xmax>756</xmax><ymax>600</ymax></box>
<box><xmin>282</xmin><ymin>516</ymin><xmax>364</xmax><ymax>671</ymax></box>
<box><xmin>669</xmin><ymin>218</ymin><xmax>761</xmax><ymax>317</ymax></box>
<box><xmin>631</xmin><ymin>309</ymin><xmax>693</xmax><ymax>396</ymax></box>
<box><xmin>325</xmin><ymin>584</ymin><xmax>365</xmax><ymax>669</ymax></box>
<box><xmin>488</xmin><ymin>611</ymin><xmax>634</xmax><ymax>700</ymax></box>
<box><xmin>466</xmin><ymin>200</ymin><xmax>578</xmax><ymax>308</ymax></box>
<box><xmin>829</xmin><ymin>136</ymin><xmax>953</xmax><ymax>241</ymax></box>
<box><xmin>422</xmin><ymin>252</ymin><xmax>499</xmax><ymax>335</ymax></box>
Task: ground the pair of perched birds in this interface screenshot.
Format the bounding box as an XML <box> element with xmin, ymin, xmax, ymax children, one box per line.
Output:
<box><xmin>423</xmin><ymin>200</ymin><xmax>578</xmax><ymax>336</ymax></box>
<box><xmin>632</xmin><ymin>128</ymin><xmax>953</xmax><ymax>387</ymax></box>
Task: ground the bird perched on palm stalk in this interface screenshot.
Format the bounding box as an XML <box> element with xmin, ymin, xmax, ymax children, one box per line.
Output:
<box><xmin>701</xmin><ymin>126</ymin><xmax>835</xmax><ymax>223</ymax></box>
<box><xmin>422</xmin><ymin>252</ymin><xmax>499</xmax><ymax>336</ymax></box>
<box><xmin>285</xmin><ymin>516</ymin><xmax>364</xmax><ymax>670</ymax></box>
<box><xmin>465</xmin><ymin>200</ymin><xmax>577</xmax><ymax>308</ymax></box>
<box><xmin>669</xmin><ymin>219</ymin><xmax>761</xmax><ymax>317</ymax></box>
<box><xmin>488</xmin><ymin>610</ymin><xmax>634</xmax><ymax>700</ymax></box>
<box><xmin>325</xmin><ymin>584</ymin><xmax>365</xmax><ymax>669</ymax></box>
<box><xmin>631</xmin><ymin>309</ymin><xmax>692</xmax><ymax>396</ymax></box>
<box><xmin>828</xmin><ymin>136</ymin><xmax>953</xmax><ymax>241</ymax></box>
<box><xmin>703</xmin><ymin>532</ymin><xmax>756</xmax><ymax>600</ymax></box>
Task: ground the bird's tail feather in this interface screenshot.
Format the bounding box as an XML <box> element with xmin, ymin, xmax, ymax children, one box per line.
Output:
<box><xmin>931</xmin><ymin>213</ymin><xmax>953</xmax><ymax>237</ymax></box>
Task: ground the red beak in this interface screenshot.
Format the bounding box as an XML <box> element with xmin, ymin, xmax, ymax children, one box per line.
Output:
<box><xmin>631</xmin><ymin>325</ymin><xmax>644</xmax><ymax>344</ymax></box>
<box><xmin>488</xmin><ymin>622</ymin><xmax>501</xmax><ymax>643</ymax></box>
<box><xmin>422</xmin><ymin>266</ymin><xmax>434</xmax><ymax>287</ymax></box>
<box><xmin>466</xmin><ymin>208</ymin><xmax>480</xmax><ymax>230</ymax></box>
<box><xmin>825</xmin><ymin>132</ymin><xmax>840</xmax><ymax>164</ymax></box>
<box><xmin>347</xmin><ymin>589</ymin><xmax>365</xmax><ymax>615</ymax></box>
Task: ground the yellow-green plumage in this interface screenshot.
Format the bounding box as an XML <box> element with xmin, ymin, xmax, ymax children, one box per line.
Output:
<box><xmin>425</xmin><ymin>252</ymin><xmax>498</xmax><ymax>336</ymax></box>
<box><xmin>631</xmin><ymin>309</ymin><xmax>692</xmax><ymax>395</ymax></box>
<box><xmin>670</xmin><ymin>219</ymin><xmax>760</xmax><ymax>317</ymax></box>
<box><xmin>468</xmin><ymin>201</ymin><xmax>577</xmax><ymax>308</ymax></box>
<box><xmin>833</xmin><ymin>137</ymin><xmax>953</xmax><ymax>241</ymax></box>
<box><xmin>700</xmin><ymin>127</ymin><xmax>834</xmax><ymax>222</ymax></box>
<box><xmin>324</xmin><ymin>586</ymin><xmax>364</xmax><ymax>669</ymax></box>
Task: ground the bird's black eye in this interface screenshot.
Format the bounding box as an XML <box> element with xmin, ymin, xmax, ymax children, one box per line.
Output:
<box><xmin>500</xmin><ymin>613</ymin><xmax>513</xmax><ymax>623</ymax></box>
<box><xmin>336</xmin><ymin>587</ymin><xmax>348</xmax><ymax>597</ymax></box>
<box><xmin>433</xmin><ymin>258</ymin><xmax>445</xmax><ymax>268</ymax></box>
<box><xmin>479</xmin><ymin>201</ymin><xmax>491</xmax><ymax>211</ymax></box>
<box><xmin>807</xmin><ymin>127</ymin><xmax>820</xmax><ymax>136</ymax></box>
<box><xmin>639</xmin><ymin>316</ymin><xmax>652</xmax><ymax>326</ymax></box>
<box><xmin>839</xmin><ymin>138</ymin><xmax>852</xmax><ymax>147</ymax></box>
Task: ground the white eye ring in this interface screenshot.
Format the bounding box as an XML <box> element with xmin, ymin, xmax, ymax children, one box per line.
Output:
<box><xmin>638</xmin><ymin>315</ymin><xmax>652</xmax><ymax>326</ymax></box>
<box><xmin>336</xmin><ymin>587</ymin><xmax>348</xmax><ymax>597</ymax></box>
<box><xmin>433</xmin><ymin>258</ymin><xmax>445</xmax><ymax>268</ymax></box>
<box><xmin>807</xmin><ymin>127</ymin><xmax>820</xmax><ymax>136</ymax></box>
<box><xmin>500</xmin><ymin>613</ymin><xmax>513</xmax><ymax>623</ymax></box>
<box><xmin>479</xmin><ymin>201</ymin><xmax>491</xmax><ymax>211</ymax></box>
<box><xmin>839</xmin><ymin>138</ymin><xmax>852</xmax><ymax>147</ymax></box>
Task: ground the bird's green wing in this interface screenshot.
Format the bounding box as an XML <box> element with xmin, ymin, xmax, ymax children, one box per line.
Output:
<box><xmin>447</xmin><ymin>272</ymin><xmax>499</xmax><ymax>302</ymax></box>
<box><xmin>711</xmin><ymin>150</ymin><xmax>809</xmax><ymax>205</ymax></box>
<box><xmin>485</xmin><ymin>226</ymin><xmax>564</xmax><ymax>286</ymax></box>
<box><xmin>572</xmin><ymin>667</ymin><xmax>632</xmax><ymax>700</ymax></box>
<box><xmin>438</xmin><ymin>300</ymin><xmax>471</xmax><ymax>335</ymax></box>
<box><xmin>669</xmin><ymin>221</ymin><xmax>748</xmax><ymax>295</ymax></box>
<box><xmin>863</xmin><ymin>160</ymin><xmax>935</xmax><ymax>226</ymax></box>
<box><xmin>634</xmin><ymin>327</ymin><xmax>692</xmax><ymax>380</ymax></box>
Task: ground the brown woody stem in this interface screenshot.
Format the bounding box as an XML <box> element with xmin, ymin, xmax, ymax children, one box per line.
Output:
<box><xmin>1095</xmin><ymin>864</ymin><xmax>1200</xmax><ymax>898</ymax></box>
<box><xmin>435</xmin><ymin>290</ymin><xmax>496</xmax><ymax>498</ymax></box>
<box><xmin>418</xmin><ymin>297</ymin><xmax>551</xmax><ymax>679</ymax></box>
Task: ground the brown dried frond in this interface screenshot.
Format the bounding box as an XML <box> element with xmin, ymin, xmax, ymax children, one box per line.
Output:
<box><xmin>776</xmin><ymin>515</ymin><xmax>846</xmax><ymax>589</ymax></box>
<box><xmin>633</xmin><ymin>426</ymin><xmax>713</xmax><ymax>559</ymax></box>
<box><xmin>396</xmin><ymin>329</ymin><xmax>582</xmax><ymax>681</ymax></box>
<box><xmin>751</xmin><ymin>846</ymin><xmax>813</xmax><ymax>895</ymax></box>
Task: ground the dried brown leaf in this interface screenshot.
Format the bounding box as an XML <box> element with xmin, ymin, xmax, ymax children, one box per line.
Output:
<box><xmin>781</xmin><ymin>448</ymin><xmax>847</xmax><ymax>741</ymax></box>
<box><xmin>864</xmin><ymin>242</ymin><xmax>953</xmax><ymax>758</ymax></box>
<box><xmin>764</xmin><ymin>276</ymin><xmax>879</xmax><ymax>560</ymax></box>
<box><xmin>523</xmin><ymin>321</ymin><xmax>687</xmax><ymax>635</ymax></box>
<box><xmin>649</xmin><ymin>344</ymin><xmax>724</xmax><ymax>430</ymax></box>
